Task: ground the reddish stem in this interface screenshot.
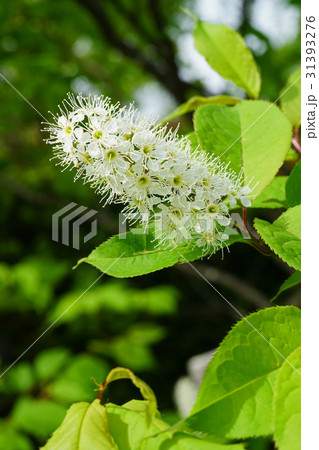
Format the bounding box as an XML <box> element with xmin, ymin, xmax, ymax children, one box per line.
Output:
<box><xmin>243</xmin><ymin>206</ymin><xmax>248</xmax><ymax>231</ymax></box>
<box><xmin>249</xmin><ymin>241</ymin><xmax>272</xmax><ymax>256</ymax></box>
<box><xmin>292</xmin><ymin>128</ymin><xmax>301</xmax><ymax>155</ymax></box>
<box><xmin>97</xmin><ymin>381</ymin><xmax>107</xmax><ymax>400</ymax></box>
<box><xmin>242</xmin><ymin>207</ymin><xmax>271</xmax><ymax>255</ymax></box>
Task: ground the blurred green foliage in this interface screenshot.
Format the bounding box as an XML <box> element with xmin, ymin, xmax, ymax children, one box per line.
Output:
<box><xmin>0</xmin><ymin>0</ymin><xmax>300</xmax><ymax>447</ymax></box>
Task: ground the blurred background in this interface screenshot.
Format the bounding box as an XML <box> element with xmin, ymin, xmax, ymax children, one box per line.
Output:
<box><xmin>0</xmin><ymin>0</ymin><xmax>300</xmax><ymax>448</ymax></box>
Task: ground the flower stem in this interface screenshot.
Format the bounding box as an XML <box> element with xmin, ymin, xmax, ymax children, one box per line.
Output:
<box><xmin>292</xmin><ymin>128</ymin><xmax>301</xmax><ymax>155</ymax></box>
<box><xmin>249</xmin><ymin>241</ymin><xmax>272</xmax><ymax>255</ymax></box>
<box><xmin>243</xmin><ymin>206</ymin><xmax>248</xmax><ymax>232</ymax></box>
<box><xmin>242</xmin><ymin>207</ymin><xmax>271</xmax><ymax>255</ymax></box>
<box><xmin>97</xmin><ymin>381</ymin><xmax>107</xmax><ymax>400</ymax></box>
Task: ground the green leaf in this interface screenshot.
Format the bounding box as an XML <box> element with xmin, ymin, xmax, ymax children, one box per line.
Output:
<box><xmin>285</xmin><ymin>147</ymin><xmax>300</xmax><ymax>162</ymax></box>
<box><xmin>34</xmin><ymin>348</ymin><xmax>71</xmax><ymax>381</ymax></box>
<box><xmin>5</xmin><ymin>362</ymin><xmax>34</xmax><ymax>393</ymax></box>
<box><xmin>271</xmin><ymin>271</ymin><xmax>301</xmax><ymax>302</ymax></box>
<box><xmin>254</xmin><ymin>205</ymin><xmax>301</xmax><ymax>270</ymax></box>
<box><xmin>184</xmin><ymin>306</ymin><xmax>301</xmax><ymax>439</ymax></box>
<box><xmin>194</xmin><ymin>101</ymin><xmax>292</xmax><ymax>196</ymax></box>
<box><xmin>77</xmin><ymin>232</ymin><xmax>200</xmax><ymax>278</ymax></box>
<box><xmin>48</xmin><ymin>283</ymin><xmax>178</xmax><ymax>324</ymax></box>
<box><xmin>11</xmin><ymin>398</ymin><xmax>66</xmax><ymax>441</ymax></box>
<box><xmin>273</xmin><ymin>347</ymin><xmax>301</xmax><ymax>450</ymax></box>
<box><xmin>107</xmin><ymin>401</ymin><xmax>167</xmax><ymax>450</ymax></box>
<box><xmin>162</xmin><ymin>434</ymin><xmax>246</xmax><ymax>450</ymax></box>
<box><xmin>42</xmin><ymin>400</ymin><xmax>115</xmax><ymax>449</ymax></box>
<box><xmin>104</xmin><ymin>367</ymin><xmax>157</xmax><ymax>429</ymax></box>
<box><xmin>166</xmin><ymin>436</ymin><xmax>245</xmax><ymax>450</ymax></box>
<box><xmin>78</xmin><ymin>231</ymin><xmax>243</xmax><ymax>278</ymax></box>
<box><xmin>49</xmin><ymin>354</ymin><xmax>109</xmax><ymax>404</ymax></box>
<box><xmin>89</xmin><ymin>323</ymin><xmax>166</xmax><ymax>371</ymax></box>
<box><xmin>0</xmin><ymin>429</ymin><xmax>33</xmax><ymax>450</ymax></box>
<box><xmin>77</xmin><ymin>232</ymin><xmax>201</xmax><ymax>278</ymax></box>
<box><xmin>280</xmin><ymin>67</ymin><xmax>301</xmax><ymax>127</ymax></box>
<box><xmin>286</xmin><ymin>162</ymin><xmax>301</xmax><ymax>207</ymax></box>
<box><xmin>44</xmin><ymin>398</ymin><xmax>244</xmax><ymax>450</ymax></box>
<box><xmin>107</xmin><ymin>401</ymin><xmax>245</xmax><ymax>450</ymax></box>
<box><xmin>194</xmin><ymin>20</ymin><xmax>261</xmax><ymax>98</ymax></box>
<box><xmin>163</xmin><ymin>95</ymin><xmax>240</xmax><ymax>122</ymax></box>
<box><xmin>187</xmin><ymin>131</ymin><xmax>199</xmax><ymax>150</ymax></box>
<box><xmin>251</xmin><ymin>176</ymin><xmax>288</xmax><ymax>209</ymax></box>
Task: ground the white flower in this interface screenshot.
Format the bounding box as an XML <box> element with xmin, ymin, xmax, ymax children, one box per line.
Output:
<box><xmin>154</xmin><ymin>204</ymin><xmax>192</xmax><ymax>246</ymax></box>
<box><xmin>195</xmin><ymin>229</ymin><xmax>229</xmax><ymax>255</ymax></box>
<box><xmin>227</xmin><ymin>180</ymin><xmax>253</xmax><ymax>208</ymax></box>
<box><xmin>44</xmin><ymin>93</ymin><xmax>253</xmax><ymax>256</ymax></box>
<box><xmin>236</xmin><ymin>185</ymin><xmax>252</xmax><ymax>207</ymax></box>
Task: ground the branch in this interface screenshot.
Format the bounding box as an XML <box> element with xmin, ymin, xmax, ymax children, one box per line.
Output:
<box><xmin>76</xmin><ymin>0</ymin><xmax>196</xmax><ymax>102</ymax></box>
<box><xmin>108</xmin><ymin>0</ymin><xmax>156</xmax><ymax>44</ymax></box>
<box><xmin>176</xmin><ymin>263</ymin><xmax>269</xmax><ymax>309</ymax></box>
<box><xmin>147</xmin><ymin>0</ymin><xmax>202</xmax><ymax>100</ymax></box>
<box><xmin>241</xmin><ymin>207</ymin><xmax>272</xmax><ymax>256</ymax></box>
<box><xmin>77</xmin><ymin>0</ymin><xmax>163</xmax><ymax>74</ymax></box>
<box><xmin>0</xmin><ymin>174</ymin><xmax>53</xmax><ymax>205</ymax></box>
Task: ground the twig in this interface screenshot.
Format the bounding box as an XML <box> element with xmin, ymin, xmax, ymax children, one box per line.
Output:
<box><xmin>176</xmin><ymin>264</ymin><xmax>269</xmax><ymax>309</ymax></box>
<box><xmin>76</xmin><ymin>0</ymin><xmax>199</xmax><ymax>103</ymax></box>
<box><xmin>292</xmin><ymin>128</ymin><xmax>301</xmax><ymax>154</ymax></box>
<box><xmin>242</xmin><ymin>207</ymin><xmax>272</xmax><ymax>255</ymax></box>
<box><xmin>0</xmin><ymin>174</ymin><xmax>52</xmax><ymax>205</ymax></box>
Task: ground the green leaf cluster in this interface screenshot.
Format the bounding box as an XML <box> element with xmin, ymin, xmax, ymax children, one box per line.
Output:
<box><xmin>43</xmin><ymin>307</ymin><xmax>300</xmax><ymax>449</ymax></box>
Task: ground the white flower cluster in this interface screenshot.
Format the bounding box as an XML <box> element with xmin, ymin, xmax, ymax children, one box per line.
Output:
<box><xmin>44</xmin><ymin>94</ymin><xmax>253</xmax><ymax>254</ymax></box>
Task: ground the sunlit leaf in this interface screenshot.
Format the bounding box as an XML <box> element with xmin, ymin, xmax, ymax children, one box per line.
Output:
<box><xmin>251</xmin><ymin>176</ymin><xmax>288</xmax><ymax>209</ymax></box>
<box><xmin>184</xmin><ymin>307</ymin><xmax>301</xmax><ymax>439</ymax></box>
<box><xmin>273</xmin><ymin>347</ymin><xmax>301</xmax><ymax>450</ymax></box>
<box><xmin>271</xmin><ymin>271</ymin><xmax>301</xmax><ymax>302</ymax></box>
<box><xmin>104</xmin><ymin>367</ymin><xmax>157</xmax><ymax>428</ymax></box>
<box><xmin>107</xmin><ymin>400</ymin><xmax>245</xmax><ymax>449</ymax></box>
<box><xmin>254</xmin><ymin>206</ymin><xmax>301</xmax><ymax>270</ymax></box>
<box><xmin>194</xmin><ymin>20</ymin><xmax>261</xmax><ymax>98</ymax></box>
<box><xmin>41</xmin><ymin>400</ymin><xmax>114</xmax><ymax>449</ymax></box>
<box><xmin>280</xmin><ymin>67</ymin><xmax>301</xmax><ymax>127</ymax></box>
<box><xmin>163</xmin><ymin>95</ymin><xmax>240</xmax><ymax>122</ymax></box>
<box><xmin>78</xmin><ymin>231</ymin><xmax>244</xmax><ymax>278</ymax></box>
<box><xmin>194</xmin><ymin>101</ymin><xmax>292</xmax><ymax>196</ymax></box>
